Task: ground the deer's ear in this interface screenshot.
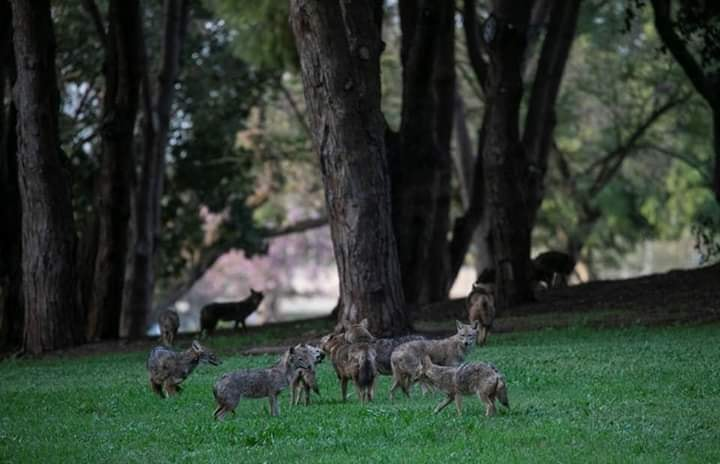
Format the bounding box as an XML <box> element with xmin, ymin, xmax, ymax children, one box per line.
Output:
<box><xmin>472</xmin><ymin>320</ymin><xmax>480</xmax><ymax>330</ymax></box>
<box><xmin>289</xmin><ymin>346</ymin><xmax>295</xmax><ymax>355</ymax></box>
<box><xmin>191</xmin><ymin>340</ymin><xmax>201</xmax><ymax>351</ymax></box>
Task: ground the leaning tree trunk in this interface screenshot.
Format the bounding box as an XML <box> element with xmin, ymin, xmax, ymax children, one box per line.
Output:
<box><xmin>124</xmin><ymin>0</ymin><xmax>190</xmax><ymax>339</ymax></box>
<box><xmin>523</xmin><ymin>0</ymin><xmax>582</xmax><ymax>228</ymax></box>
<box><xmin>483</xmin><ymin>0</ymin><xmax>535</xmax><ymax>308</ymax></box>
<box><xmin>289</xmin><ymin>0</ymin><xmax>409</xmax><ymax>336</ymax></box>
<box><xmin>85</xmin><ymin>0</ymin><xmax>143</xmax><ymax>341</ymax></box>
<box><xmin>11</xmin><ymin>0</ymin><xmax>84</xmax><ymax>354</ymax></box>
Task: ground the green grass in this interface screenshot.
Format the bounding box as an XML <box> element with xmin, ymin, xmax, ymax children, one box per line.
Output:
<box><xmin>2</xmin><ymin>323</ymin><xmax>719</xmax><ymax>463</ymax></box>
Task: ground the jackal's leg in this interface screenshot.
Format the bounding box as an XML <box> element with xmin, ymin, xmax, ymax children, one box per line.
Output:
<box><xmin>242</xmin><ymin>320</ymin><xmax>248</xmax><ymax>332</ymax></box>
<box><xmin>434</xmin><ymin>394</ymin><xmax>454</xmax><ymax>414</ymax></box>
<box><xmin>454</xmin><ymin>394</ymin><xmax>464</xmax><ymax>416</ymax></box>
<box><xmin>340</xmin><ymin>377</ymin><xmax>348</xmax><ymax>402</ymax></box>
<box><xmin>150</xmin><ymin>380</ymin><xmax>164</xmax><ymax>398</ymax></box>
<box><xmin>303</xmin><ymin>386</ymin><xmax>310</xmax><ymax>406</ymax></box>
<box><xmin>163</xmin><ymin>381</ymin><xmax>178</xmax><ymax>396</ymax></box>
<box><xmin>353</xmin><ymin>381</ymin><xmax>365</xmax><ymax>404</ymax></box>
<box><xmin>269</xmin><ymin>394</ymin><xmax>279</xmax><ymax>416</ymax></box>
<box><xmin>478</xmin><ymin>391</ymin><xmax>496</xmax><ymax>416</ymax></box>
<box><xmin>213</xmin><ymin>405</ymin><xmax>225</xmax><ymax>420</ymax></box>
<box><xmin>368</xmin><ymin>377</ymin><xmax>376</xmax><ymax>402</ymax></box>
<box><xmin>234</xmin><ymin>320</ymin><xmax>239</xmax><ymax>331</ymax></box>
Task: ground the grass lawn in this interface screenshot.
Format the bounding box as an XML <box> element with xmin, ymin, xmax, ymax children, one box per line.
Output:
<box><xmin>1</xmin><ymin>321</ymin><xmax>719</xmax><ymax>463</ymax></box>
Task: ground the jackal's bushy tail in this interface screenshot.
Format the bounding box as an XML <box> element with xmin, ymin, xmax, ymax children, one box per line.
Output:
<box><xmin>358</xmin><ymin>352</ymin><xmax>374</xmax><ymax>388</ymax></box>
<box><xmin>496</xmin><ymin>377</ymin><xmax>509</xmax><ymax>408</ymax></box>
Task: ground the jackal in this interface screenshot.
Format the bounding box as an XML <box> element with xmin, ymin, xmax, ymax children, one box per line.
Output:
<box><xmin>200</xmin><ymin>289</ymin><xmax>264</xmax><ymax>336</ymax></box>
<box><xmin>466</xmin><ymin>282</ymin><xmax>496</xmax><ymax>346</ymax></box>
<box><xmin>341</xmin><ymin>318</ymin><xmax>375</xmax><ymax>344</ymax></box>
<box><xmin>212</xmin><ymin>346</ymin><xmax>310</xmax><ymax>418</ymax></box>
<box><xmin>146</xmin><ymin>340</ymin><xmax>220</xmax><ymax>397</ymax></box>
<box><xmin>290</xmin><ymin>367</ymin><xmax>320</xmax><ymax>406</ymax></box>
<box><xmin>532</xmin><ymin>250</ymin><xmax>575</xmax><ymax>288</ymax></box>
<box><xmin>320</xmin><ymin>332</ymin><xmax>377</xmax><ymax>403</ymax></box>
<box><xmin>389</xmin><ymin>320</ymin><xmax>479</xmax><ymax>399</ymax></box>
<box><xmin>158</xmin><ymin>309</ymin><xmax>180</xmax><ymax>346</ymax></box>
<box><xmin>417</xmin><ymin>356</ymin><xmax>509</xmax><ymax>416</ymax></box>
<box><xmin>339</xmin><ymin>319</ymin><xmax>424</xmax><ymax>375</ymax></box>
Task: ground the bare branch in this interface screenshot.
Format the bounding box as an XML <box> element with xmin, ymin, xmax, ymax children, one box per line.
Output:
<box><xmin>462</xmin><ymin>0</ymin><xmax>488</xmax><ymax>92</ymax></box>
<box><xmin>650</xmin><ymin>0</ymin><xmax>715</xmax><ymax>103</ymax></box>
<box><xmin>278</xmin><ymin>80</ymin><xmax>312</xmax><ymax>138</ymax></box>
<box><xmin>80</xmin><ymin>0</ymin><xmax>108</xmax><ymax>51</ymax></box>
<box><xmin>261</xmin><ymin>216</ymin><xmax>328</xmax><ymax>239</ymax></box>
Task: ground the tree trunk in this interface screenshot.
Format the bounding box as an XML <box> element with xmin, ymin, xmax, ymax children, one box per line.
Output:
<box><xmin>124</xmin><ymin>0</ymin><xmax>190</xmax><ymax>339</ymax></box>
<box><xmin>11</xmin><ymin>0</ymin><xmax>83</xmax><ymax>354</ymax></box>
<box><xmin>289</xmin><ymin>0</ymin><xmax>408</xmax><ymax>336</ymax></box>
<box><xmin>0</xmin><ymin>9</ymin><xmax>23</xmax><ymax>349</ymax></box>
<box><xmin>422</xmin><ymin>0</ymin><xmax>456</xmax><ymax>303</ymax></box>
<box><xmin>391</xmin><ymin>0</ymin><xmax>447</xmax><ymax>305</ymax></box>
<box><xmin>714</xmin><ymin>108</ymin><xmax>720</xmax><ymax>202</ymax></box>
<box><xmin>523</xmin><ymin>0</ymin><xmax>581</xmax><ymax>227</ymax></box>
<box><xmin>85</xmin><ymin>0</ymin><xmax>143</xmax><ymax>341</ymax></box>
<box><xmin>483</xmin><ymin>0</ymin><xmax>535</xmax><ymax>308</ymax></box>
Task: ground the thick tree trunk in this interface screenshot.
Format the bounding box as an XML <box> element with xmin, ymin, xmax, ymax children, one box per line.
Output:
<box><xmin>85</xmin><ymin>0</ymin><xmax>143</xmax><ymax>341</ymax></box>
<box><xmin>11</xmin><ymin>0</ymin><xmax>83</xmax><ymax>354</ymax></box>
<box><xmin>289</xmin><ymin>0</ymin><xmax>408</xmax><ymax>336</ymax></box>
<box><xmin>422</xmin><ymin>0</ymin><xmax>456</xmax><ymax>303</ymax></box>
<box><xmin>483</xmin><ymin>0</ymin><xmax>535</xmax><ymax>308</ymax></box>
<box><xmin>523</xmin><ymin>0</ymin><xmax>581</xmax><ymax>227</ymax></box>
<box><xmin>714</xmin><ymin>108</ymin><xmax>720</xmax><ymax>202</ymax></box>
<box><xmin>124</xmin><ymin>0</ymin><xmax>190</xmax><ymax>339</ymax></box>
<box><xmin>0</xmin><ymin>10</ymin><xmax>23</xmax><ymax>348</ymax></box>
<box><xmin>391</xmin><ymin>0</ymin><xmax>447</xmax><ymax>305</ymax></box>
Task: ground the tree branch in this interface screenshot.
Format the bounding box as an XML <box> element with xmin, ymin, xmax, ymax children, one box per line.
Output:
<box><xmin>462</xmin><ymin>0</ymin><xmax>488</xmax><ymax>92</ymax></box>
<box><xmin>588</xmin><ymin>93</ymin><xmax>690</xmax><ymax>196</ymax></box>
<box><xmin>650</xmin><ymin>0</ymin><xmax>715</xmax><ymax>103</ymax></box>
<box><xmin>260</xmin><ymin>216</ymin><xmax>328</xmax><ymax>239</ymax></box>
<box><xmin>80</xmin><ymin>0</ymin><xmax>109</xmax><ymax>51</ymax></box>
<box><xmin>278</xmin><ymin>80</ymin><xmax>312</xmax><ymax>139</ymax></box>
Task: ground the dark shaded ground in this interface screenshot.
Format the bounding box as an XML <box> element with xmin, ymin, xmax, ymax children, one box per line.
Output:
<box><xmin>7</xmin><ymin>264</ymin><xmax>719</xmax><ymax>359</ymax></box>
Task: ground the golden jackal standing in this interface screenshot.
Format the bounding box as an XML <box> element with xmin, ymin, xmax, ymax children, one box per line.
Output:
<box><xmin>212</xmin><ymin>346</ymin><xmax>311</xmax><ymax>418</ymax></box>
<box><xmin>417</xmin><ymin>356</ymin><xmax>509</xmax><ymax>416</ymax></box>
<box><xmin>321</xmin><ymin>332</ymin><xmax>378</xmax><ymax>403</ymax></box>
<box><xmin>466</xmin><ymin>282</ymin><xmax>496</xmax><ymax>346</ymax></box>
<box><xmin>290</xmin><ymin>367</ymin><xmax>320</xmax><ymax>406</ymax></box>
<box><xmin>341</xmin><ymin>319</ymin><xmax>425</xmax><ymax>376</ymax></box>
<box><xmin>389</xmin><ymin>320</ymin><xmax>479</xmax><ymax>399</ymax></box>
<box><xmin>158</xmin><ymin>309</ymin><xmax>180</xmax><ymax>346</ymax></box>
<box><xmin>200</xmin><ymin>289</ymin><xmax>264</xmax><ymax>336</ymax></box>
<box><xmin>146</xmin><ymin>340</ymin><xmax>221</xmax><ymax>397</ymax></box>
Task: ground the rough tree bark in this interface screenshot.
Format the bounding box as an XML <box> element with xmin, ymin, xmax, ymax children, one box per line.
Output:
<box><xmin>422</xmin><ymin>0</ymin><xmax>456</xmax><ymax>303</ymax></box>
<box><xmin>84</xmin><ymin>0</ymin><xmax>144</xmax><ymax>341</ymax></box>
<box><xmin>391</xmin><ymin>0</ymin><xmax>448</xmax><ymax>305</ymax></box>
<box><xmin>124</xmin><ymin>0</ymin><xmax>190</xmax><ymax>339</ymax></box>
<box><xmin>482</xmin><ymin>0</ymin><xmax>535</xmax><ymax>307</ymax></box>
<box><xmin>650</xmin><ymin>0</ymin><xmax>720</xmax><ymax>203</ymax></box>
<box><xmin>11</xmin><ymin>0</ymin><xmax>84</xmax><ymax>354</ymax></box>
<box><xmin>289</xmin><ymin>0</ymin><xmax>409</xmax><ymax>336</ymax></box>
<box><xmin>0</xmin><ymin>2</ymin><xmax>23</xmax><ymax>349</ymax></box>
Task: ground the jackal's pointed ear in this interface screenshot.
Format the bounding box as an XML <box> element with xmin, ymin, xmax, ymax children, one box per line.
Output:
<box><xmin>456</xmin><ymin>320</ymin><xmax>464</xmax><ymax>331</ymax></box>
<box><xmin>191</xmin><ymin>340</ymin><xmax>201</xmax><ymax>351</ymax></box>
<box><xmin>360</xmin><ymin>318</ymin><xmax>369</xmax><ymax>329</ymax></box>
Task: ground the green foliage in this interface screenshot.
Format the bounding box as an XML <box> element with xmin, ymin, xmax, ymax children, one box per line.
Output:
<box><xmin>203</xmin><ymin>0</ymin><xmax>297</xmax><ymax>71</ymax></box>
<box><xmin>2</xmin><ymin>323</ymin><xmax>719</xmax><ymax>462</ymax></box>
<box><xmin>691</xmin><ymin>208</ymin><xmax>720</xmax><ymax>264</ymax></box>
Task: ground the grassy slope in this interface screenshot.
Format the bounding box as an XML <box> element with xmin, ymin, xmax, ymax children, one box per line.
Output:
<box><xmin>1</xmin><ymin>322</ymin><xmax>719</xmax><ymax>463</ymax></box>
